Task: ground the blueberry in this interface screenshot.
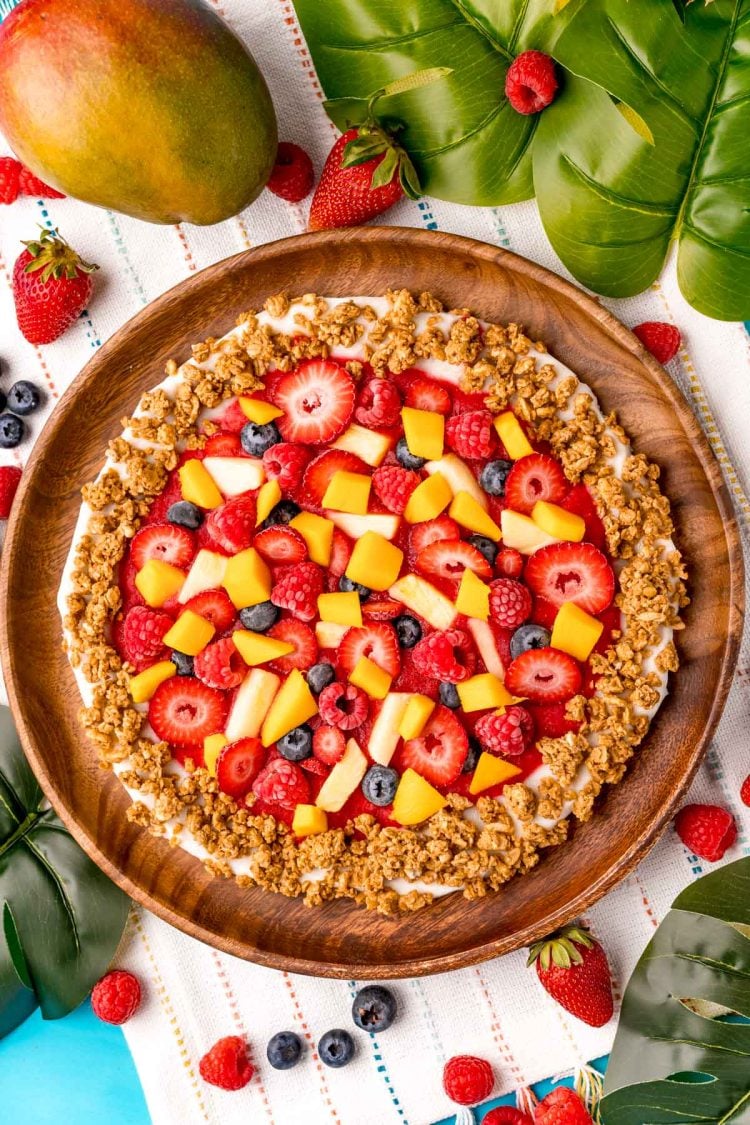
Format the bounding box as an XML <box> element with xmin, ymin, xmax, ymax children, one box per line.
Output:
<box><xmin>352</xmin><ymin>985</ymin><xmax>397</xmax><ymax>1032</ymax></box>
<box><xmin>339</xmin><ymin>574</ymin><xmax>370</xmax><ymax>601</ymax></box>
<box><xmin>307</xmin><ymin>661</ymin><xmax>336</xmax><ymax>694</ymax></box>
<box><xmin>462</xmin><ymin>735</ymin><xmax>481</xmax><ymax>773</ymax></box>
<box><xmin>277</xmin><ymin>724</ymin><xmax>313</xmax><ymax>762</ymax></box>
<box><xmin>439</xmin><ymin>681</ymin><xmax>460</xmax><ymax>709</ymax></box>
<box><xmin>240</xmin><ymin>420</ymin><xmax>281</xmax><ymax>456</ymax></box>
<box><xmin>267</xmin><ymin>1031</ymin><xmax>303</xmax><ymax>1071</ymax></box>
<box><xmin>239</xmin><ymin>601</ymin><xmax>280</xmax><ymax>632</ymax></box>
<box><xmin>0</xmin><ymin>413</ymin><xmax>24</xmax><ymax>449</ymax></box>
<box><xmin>318</xmin><ymin>1029</ymin><xmax>355</xmax><ymax>1068</ymax></box>
<box><xmin>262</xmin><ymin>499</ymin><xmax>300</xmax><ymax>528</ymax></box>
<box><xmin>480</xmin><ymin>459</ymin><xmax>513</xmax><ymax>497</ymax></box>
<box><xmin>170</xmin><ymin>651</ymin><xmax>194</xmax><ymax>676</ymax></box>
<box><xmin>167</xmin><ymin>500</ymin><xmax>204</xmax><ymax>530</ymax></box>
<box><xmin>469</xmin><ymin>534</ymin><xmax>498</xmax><ymax>567</ymax></box>
<box><xmin>361</xmin><ymin>765</ymin><xmax>399</xmax><ymax>807</ymax></box>
<box><xmin>510</xmin><ymin>623</ymin><xmax>551</xmax><ymax>661</ymax></box>
<box><xmin>394</xmin><ymin>614</ymin><xmax>422</xmax><ymax>649</ymax></box>
<box><xmin>6</xmin><ymin>380</ymin><xmax>41</xmax><ymax>416</ymax></box>
<box><xmin>395</xmin><ymin>437</ymin><xmax>426</xmax><ymax>471</ymax></box>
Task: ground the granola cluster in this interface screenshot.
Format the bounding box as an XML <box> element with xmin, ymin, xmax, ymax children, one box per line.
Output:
<box><xmin>62</xmin><ymin>290</ymin><xmax>687</xmax><ymax>913</ymax></box>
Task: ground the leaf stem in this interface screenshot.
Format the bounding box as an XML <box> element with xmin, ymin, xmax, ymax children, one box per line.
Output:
<box><xmin>0</xmin><ymin>812</ymin><xmax>41</xmax><ymax>859</ymax></box>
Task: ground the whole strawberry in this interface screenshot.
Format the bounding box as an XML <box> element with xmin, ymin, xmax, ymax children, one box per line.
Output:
<box><xmin>528</xmin><ymin>924</ymin><xmax>613</xmax><ymax>1027</ymax></box>
<box><xmin>13</xmin><ymin>229</ymin><xmax>98</xmax><ymax>344</ymax></box>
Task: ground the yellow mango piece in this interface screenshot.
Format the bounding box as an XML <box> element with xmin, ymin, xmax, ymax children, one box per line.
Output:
<box><xmin>292</xmin><ymin>804</ymin><xmax>328</xmax><ymax>837</ymax></box>
<box><xmin>403</xmin><ymin>472</ymin><xmax>452</xmax><ymax>524</ymax></box>
<box><xmin>501</xmin><ymin>509</ymin><xmax>558</xmax><ymax>555</ymax></box>
<box><xmin>493</xmin><ymin>411</ymin><xmax>534</xmax><ymax>460</ymax></box>
<box><xmin>398</xmin><ymin>695</ymin><xmax>435</xmax><ymax>740</ymax></box>
<box><xmin>163</xmin><ymin>609</ymin><xmax>216</xmax><ymax>656</ymax></box>
<box><xmin>401</xmin><ymin>406</ymin><xmax>444</xmax><ymax>460</ymax></box>
<box><xmin>321</xmin><ymin>470</ymin><xmax>372</xmax><ymax>515</ymax></box>
<box><xmin>317</xmin><ymin>591</ymin><xmax>362</xmax><ymax>628</ymax></box>
<box><xmin>222</xmin><ymin>547</ymin><xmax>271</xmax><ymax>609</ymax></box>
<box><xmin>239</xmin><ymin>396</ymin><xmax>284</xmax><ymax>424</ymax></box>
<box><xmin>455</xmin><ymin>568</ymin><xmax>490</xmax><ymax>621</ymax></box>
<box><xmin>333</xmin><ymin>423</ymin><xmax>392</xmax><ymax>467</ymax></box>
<box><xmin>289</xmin><ymin>511</ymin><xmax>334</xmax><ymax>566</ymax></box>
<box><xmin>345</xmin><ymin>531</ymin><xmax>404</xmax><ymax>592</ymax></box>
<box><xmin>449</xmin><ymin>491</ymin><xmax>502</xmax><ymax>541</ymax></box>
<box><xmin>261</xmin><ymin>668</ymin><xmax>318</xmax><ymax>746</ymax></box>
<box><xmin>349</xmin><ymin>656</ymin><xmax>392</xmax><ymax>700</ymax></box>
<box><xmin>255</xmin><ymin>479</ymin><xmax>282</xmax><ymax>526</ymax></box>
<box><xmin>469</xmin><ymin>751</ymin><xmax>523</xmax><ymax>795</ymax></box>
<box><xmin>532</xmin><ymin>500</ymin><xmax>585</xmax><ymax>543</ymax></box>
<box><xmin>178</xmin><ymin>459</ymin><xmax>223</xmax><ymax>509</ymax></box>
<box><xmin>134</xmin><ymin>559</ymin><xmax>186</xmax><ymax>607</ymax></box>
<box><xmin>203</xmin><ymin>733</ymin><xmax>228</xmax><ymax>777</ymax></box>
<box><xmin>550</xmin><ymin>601</ymin><xmax>604</xmax><ymax>662</ymax></box>
<box><xmin>129</xmin><ymin>660</ymin><xmax>176</xmax><ymax>704</ymax></box>
<box><xmin>456</xmin><ymin>673</ymin><xmax>514</xmax><ymax>713</ymax></box>
<box><xmin>392</xmin><ymin>768</ymin><xmax>447</xmax><ymax>825</ymax></box>
<box><xmin>233</xmin><ymin>629</ymin><xmax>294</xmax><ymax>667</ymax></box>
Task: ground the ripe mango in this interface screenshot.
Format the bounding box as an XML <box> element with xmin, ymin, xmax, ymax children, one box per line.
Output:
<box><xmin>203</xmin><ymin>734</ymin><xmax>228</xmax><ymax>777</ymax></box>
<box><xmin>222</xmin><ymin>548</ymin><xmax>271</xmax><ymax>609</ymax></box>
<box><xmin>398</xmin><ymin>695</ymin><xmax>435</xmax><ymax>740</ymax></box>
<box><xmin>404</xmin><ymin>473</ymin><xmax>452</xmax><ymax>523</ymax></box>
<box><xmin>392</xmin><ymin>769</ymin><xmax>447</xmax><ymax>825</ymax></box>
<box><xmin>455</xmin><ymin>567</ymin><xmax>490</xmax><ymax>620</ymax></box>
<box><xmin>255</xmin><ymin>480</ymin><xmax>282</xmax><ymax>527</ymax></box>
<box><xmin>135</xmin><ymin>559</ymin><xmax>186</xmax><ymax>607</ymax></box>
<box><xmin>179</xmin><ymin>460</ymin><xmax>223</xmax><ymax>510</ymax></box>
<box><xmin>493</xmin><ymin>412</ymin><xmax>534</xmax><ymax>459</ymax></box>
<box><xmin>240</xmin><ymin>398</ymin><xmax>284</xmax><ymax>425</ymax></box>
<box><xmin>401</xmin><ymin>407</ymin><xmax>444</xmax><ymax>460</ymax></box>
<box><xmin>317</xmin><ymin>592</ymin><xmax>362</xmax><ymax>628</ymax></box>
<box><xmin>449</xmin><ymin>491</ymin><xmax>502</xmax><ymax>541</ymax></box>
<box><xmin>261</xmin><ymin>669</ymin><xmax>318</xmax><ymax>747</ymax></box>
<box><xmin>550</xmin><ymin>601</ymin><xmax>604</xmax><ymax>661</ymax></box>
<box><xmin>456</xmin><ymin>674</ymin><xmax>513</xmax><ymax>713</ymax></box>
<box><xmin>321</xmin><ymin>470</ymin><xmax>371</xmax><ymax>514</ymax></box>
<box><xmin>0</xmin><ymin>0</ymin><xmax>278</xmax><ymax>224</ymax></box>
<box><xmin>349</xmin><ymin>656</ymin><xmax>392</xmax><ymax>700</ymax></box>
<box><xmin>233</xmin><ymin>630</ymin><xmax>294</xmax><ymax>667</ymax></box>
<box><xmin>532</xmin><ymin>500</ymin><xmax>585</xmax><ymax>543</ymax></box>
<box><xmin>163</xmin><ymin>610</ymin><xmax>216</xmax><ymax>656</ymax></box>
<box><xmin>290</xmin><ymin>511</ymin><xmax>334</xmax><ymax>566</ymax></box>
<box><xmin>292</xmin><ymin>804</ymin><xmax>328</xmax><ymax>838</ymax></box>
<box><xmin>129</xmin><ymin>660</ymin><xmax>176</xmax><ymax>704</ymax></box>
<box><xmin>345</xmin><ymin>531</ymin><xmax>403</xmax><ymax>592</ymax></box>
<box><xmin>469</xmin><ymin>752</ymin><xmax>522</xmax><ymax>795</ymax></box>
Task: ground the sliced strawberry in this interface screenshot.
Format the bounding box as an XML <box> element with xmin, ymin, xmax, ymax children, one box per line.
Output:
<box><xmin>528</xmin><ymin>700</ymin><xmax>581</xmax><ymax>739</ymax></box>
<box><xmin>409</xmin><ymin>515</ymin><xmax>461</xmax><ymax>556</ymax></box>
<box><xmin>558</xmin><ymin>483</ymin><xmax>607</xmax><ymax>551</ymax></box>
<box><xmin>204</xmin><ymin>432</ymin><xmax>243</xmax><ymax>457</ymax></box>
<box><xmin>504</xmin><ymin>453</ymin><xmax>568</xmax><ymax>514</ymax></box>
<box><xmin>531</xmin><ymin>595</ymin><xmax>559</xmax><ymax>631</ymax></box>
<box><xmin>302</xmin><ymin>449</ymin><xmax>368</xmax><ymax>508</ymax></box>
<box><xmin>299</xmin><ymin>755</ymin><xmax>329</xmax><ymax>776</ymax></box>
<box><xmin>405</xmin><ymin>377</ymin><xmax>451</xmax><ymax>414</ymax></box>
<box><xmin>216</xmin><ymin>738</ymin><xmax>265</xmax><ymax>799</ymax></box>
<box><xmin>271</xmin><ymin>359</ymin><xmax>355</xmax><ymax>444</ymax></box>
<box><xmin>205</xmin><ymin>494</ymin><xmax>256</xmax><ymax>554</ymax></box>
<box><xmin>217</xmin><ymin>399</ymin><xmax>250</xmax><ymax>434</ymax></box>
<box><xmin>148</xmin><ymin>677</ymin><xmax>228</xmax><ymax>746</ymax></box>
<box><xmin>329</xmin><ymin>528</ymin><xmax>352</xmax><ymax>577</ymax></box>
<box><xmin>416</xmin><ymin>539</ymin><xmax>492</xmax><ymax>582</ymax></box>
<box><xmin>181</xmin><ymin>589</ymin><xmax>236</xmax><ymax>633</ymax></box>
<box><xmin>524</xmin><ymin>542</ymin><xmax>615</xmax><ymax>615</ymax></box>
<box><xmin>398</xmin><ymin>705</ymin><xmax>468</xmax><ymax>787</ymax></box>
<box><xmin>254</xmin><ymin>525</ymin><xmax>307</xmax><ymax>564</ymax></box>
<box><xmin>505</xmin><ymin>648</ymin><xmax>582</xmax><ymax>703</ymax></box>
<box><xmin>338</xmin><ymin>623</ymin><xmax>401</xmax><ymax>678</ymax></box>
<box><xmin>267</xmin><ymin>619</ymin><xmax>318</xmax><ymax>672</ymax></box>
<box><xmin>312</xmin><ymin>724</ymin><xmax>346</xmax><ymax>765</ymax></box>
<box><xmin>362</xmin><ymin>597</ymin><xmax>403</xmax><ymax>620</ymax></box>
<box><xmin>130</xmin><ymin>523</ymin><xmax>196</xmax><ymax>571</ymax></box>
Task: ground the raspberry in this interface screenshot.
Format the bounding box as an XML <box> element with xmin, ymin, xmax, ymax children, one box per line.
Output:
<box><xmin>0</xmin><ymin>465</ymin><xmax>22</xmax><ymax>518</ymax></box>
<box><xmin>17</xmin><ymin>163</ymin><xmax>65</xmax><ymax>199</ymax></box>
<box><xmin>318</xmin><ymin>682</ymin><xmax>369</xmax><ymax>730</ymax></box>
<box><xmin>411</xmin><ymin>629</ymin><xmax>474</xmax><ymax>683</ymax></box>
<box><xmin>633</xmin><ymin>321</ymin><xmax>681</xmax><ymax>365</ymax></box>
<box><xmin>0</xmin><ymin>157</ymin><xmax>21</xmax><ymax>204</ymax></box>
<box><xmin>121</xmin><ymin>605</ymin><xmax>172</xmax><ymax>668</ymax></box>
<box><xmin>445</xmin><ymin>409</ymin><xmax>494</xmax><ymax>459</ymax></box>
<box><xmin>535</xmin><ymin>1086</ymin><xmax>594</xmax><ymax>1125</ymax></box>
<box><xmin>475</xmin><ymin>705</ymin><xmax>534</xmax><ymax>757</ymax></box>
<box><xmin>674</xmin><ymin>803</ymin><xmax>737</xmax><ymax>862</ymax></box>
<box><xmin>505</xmin><ymin>50</ymin><xmax>559</xmax><ymax>115</ymax></box>
<box><xmin>199</xmin><ymin>1036</ymin><xmax>254</xmax><ymax>1091</ymax></box>
<box><xmin>355</xmin><ymin>377</ymin><xmax>401</xmax><ymax>427</ymax></box>
<box><xmin>372</xmin><ymin>464</ymin><xmax>420</xmax><ymax>514</ymax></box>
<box><xmin>262</xmin><ymin>441</ymin><xmax>311</xmax><ymax>489</ymax></box>
<box><xmin>266</xmin><ymin>142</ymin><xmax>314</xmax><ymax>202</ymax></box>
<box><xmin>91</xmin><ymin>970</ymin><xmax>142</xmax><ymax>1025</ymax></box>
<box><xmin>205</xmin><ymin>494</ymin><xmax>256</xmax><ymax>553</ymax></box>
<box><xmin>741</xmin><ymin>774</ymin><xmax>750</xmax><ymax>807</ymax></box>
<box><xmin>194</xmin><ymin>636</ymin><xmax>247</xmax><ymax>690</ymax></box>
<box><xmin>490</xmin><ymin>578</ymin><xmax>532</xmax><ymax>629</ymax></box>
<box><xmin>496</xmin><ymin>547</ymin><xmax>524</xmax><ymax>579</ymax></box>
<box><xmin>271</xmin><ymin>562</ymin><xmax>324</xmax><ymax>621</ymax></box>
<box><xmin>485</xmin><ymin>1109</ymin><xmax>533</xmax><ymax>1125</ymax></box>
<box><xmin>442</xmin><ymin>1054</ymin><xmax>495</xmax><ymax>1106</ymax></box>
<box><xmin>252</xmin><ymin>758</ymin><xmax>310</xmax><ymax>811</ymax></box>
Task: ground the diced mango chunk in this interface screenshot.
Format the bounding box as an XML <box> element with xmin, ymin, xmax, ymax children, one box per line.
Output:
<box><xmin>316</xmin><ymin>738</ymin><xmax>368</xmax><ymax>812</ymax></box>
<box><xmin>321</xmin><ymin>470</ymin><xmax>372</xmax><ymax>515</ymax></box>
<box><xmin>261</xmin><ymin>668</ymin><xmax>318</xmax><ymax>746</ymax></box>
<box><xmin>233</xmin><ymin>629</ymin><xmax>294</xmax><ymax>667</ymax></box>
<box><xmin>346</xmin><ymin>530</ymin><xmax>404</xmax><ymax>592</ymax></box>
<box><xmin>239</xmin><ymin>396</ymin><xmax>284</xmax><ymax>424</ymax></box>
<box><xmin>349</xmin><ymin>656</ymin><xmax>392</xmax><ymax>700</ymax></box>
<box><xmin>456</xmin><ymin>673</ymin><xmax>514</xmax><ymax>713</ymax></box>
<box><xmin>203</xmin><ymin>733</ymin><xmax>228</xmax><ymax>777</ymax></box>
<box><xmin>135</xmin><ymin>559</ymin><xmax>186</xmax><ymax>607</ymax></box>
<box><xmin>163</xmin><ymin>609</ymin><xmax>216</xmax><ymax>656</ymax></box>
<box><xmin>469</xmin><ymin>752</ymin><xmax>522</xmax><ymax>795</ymax></box>
<box><xmin>317</xmin><ymin>591</ymin><xmax>362</xmax><ymax>627</ymax></box>
<box><xmin>398</xmin><ymin>694</ymin><xmax>435</xmax><ymax>740</ymax></box>
<box><xmin>178</xmin><ymin>458</ymin><xmax>223</xmax><ymax>509</ymax></box>
<box><xmin>501</xmin><ymin>509</ymin><xmax>558</xmax><ymax>555</ymax></box>
<box><xmin>333</xmin><ymin>424</ymin><xmax>392</xmax><ymax>467</ymax></box>
<box><xmin>550</xmin><ymin>601</ymin><xmax>604</xmax><ymax>662</ymax></box>
<box><xmin>455</xmin><ymin>568</ymin><xmax>490</xmax><ymax>621</ymax></box>
<box><xmin>392</xmin><ymin>768</ymin><xmax>447</xmax><ymax>825</ymax></box>
<box><xmin>449</xmin><ymin>491</ymin><xmax>502</xmax><ymax>541</ymax></box>
<box><xmin>129</xmin><ymin>660</ymin><xmax>176</xmax><ymax>704</ymax></box>
<box><xmin>401</xmin><ymin>406</ymin><xmax>444</xmax><ymax>460</ymax></box>
<box><xmin>389</xmin><ymin>574</ymin><xmax>457</xmax><ymax>631</ymax></box>
<box><xmin>255</xmin><ymin>479</ymin><xmax>282</xmax><ymax>526</ymax></box>
<box><xmin>289</xmin><ymin>511</ymin><xmax>334</xmax><ymax>566</ymax></box>
<box><xmin>493</xmin><ymin>412</ymin><xmax>534</xmax><ymax>460</ymax></box>
<box><xmin>292</xmin><ymin>804</ymin><xmax>328</xmax><ymax>837</ymax></box>
<box><xmin>532</xmin><ymin>500</ymin><xmax>585</xmax><ymax>543</ymax></box>
<box><xmin>403</xmin><ymin>473</ymin><xmax>452</xmax><ymax>524</ymax></box>
<box><xmin>222</xmin><ymin>547</ymin><xmax>271</xmax><ymax>609</ymax></box>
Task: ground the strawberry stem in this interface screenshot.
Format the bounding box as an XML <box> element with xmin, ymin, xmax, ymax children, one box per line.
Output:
<box><xmin>21</xmin><ymin>227</ymin><xmax>98</xmax><ymax>284</ymax></box>
<box><xmin>527</xmin><ymin>924</ymin><xmax>595</xmax><ymax>971</ymax></box>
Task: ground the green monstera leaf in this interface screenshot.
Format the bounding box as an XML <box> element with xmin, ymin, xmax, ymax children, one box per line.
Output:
<box><xmin>0</xmin><ymin>706</ymin><xmax>129</xmax><ymax>1038</ymax></box>
<box><xmin>601</xmin><ymin>857</ymin><xmax>750</xmax><ymax>1124</ymax></box>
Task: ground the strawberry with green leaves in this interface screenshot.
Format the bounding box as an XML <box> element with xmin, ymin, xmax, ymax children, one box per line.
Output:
<box><xmin>13</xmin><ymin>228</ymin><xmax>98</xmax><ymax>344</ymax></box>
<box><xmin>528</xmin><ymin>924</ymin><xmax>614</xmax><ymax>1027</ymax></box>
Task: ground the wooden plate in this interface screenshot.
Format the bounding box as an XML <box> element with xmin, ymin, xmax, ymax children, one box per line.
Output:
<box><xmin>1</xmin><ymin>228</ymin><xmax>743</xmax><ymax>978</ymax></box>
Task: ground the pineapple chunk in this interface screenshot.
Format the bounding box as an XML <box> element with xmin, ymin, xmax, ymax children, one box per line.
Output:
<box><xmin>550</xmin><ymin>601</ymin><xmax>604</xmax><ymax>662</ymax></box>
<box><xmin>456</xmin><ymin>673</ymin><xmax>513</xmax><ymax>713</ymax></box>
<box><xmin>532</xmin><ymin>500</ymin><xmax>585</xmax><ymax>543</ymax></box>
<box><xmin>261</xmin><ymin>668</ymin><xmax>318</xmax><ymax>746</ymax></box>
<box><xmin>401</xmin><ymin>406</ymin><xmax>444</xmax><ymax>460</ymax></box>
<box><xmin>255</xmin><ymin>479</ymin><xmax>282</xmax><ymax>526</ymax></box>
<box><xmin>455</xmin><ymin>568</ymin><xmax>490</xmax><ymax>621</ymax></box>
<box><xmin>449</xmin><ymin>491</ymin><xmax>502</xmax><ymax>541</ymax></box>
<box><xmin>349</xmin><ymin>656</ymin><xmax>392</xmax><ymax>700</ymax></box>
<box><xmin>290</xmin><ymin>511</ymin><xmax>334</xmax><ymax>565</ymax></box>
<box><xmin>389</xmin><ymin>574</ymin><xmax>457</xmax><ymax>630</ymax></box>
<box><xmin>403</xmin><ymin>472</ymin><xmax>452</xmax><ymax>524</ymax></box>
<box><xmin>466</xmin><ymin>618</ymin><xmax>506</xmax><ymax>678</ymax></box>
<box><xmin>398</xmin><ymin>694</ymin><xmax>435</xmax><ymax>740</ymax></box>
<box><xmin>239</xmin><ymin>396</ymin><xmax>283</xmax><ymax>424</ymax></box>
<box><xmin>333</xmin><ymin>423</ymin><xmax>392</xmax><ymax>467</ymax></box>
<box><xmin>225</xmin><ymin>668</ymin><xmax>280</xmax><ymax>741</ymax></box>
<box><xmin>493</xmin><ymin>412</ymin><xmax>534</xmax><ymax>460</ymax></box>
<box><xmin>135</xmin><ymin>559</ymin><xmax>186</xmax><ymax>607</ymax></box>
<box><xmin>321</xmin><ymin>470</ymin><xmax>372</xmax><ymax>514</ymax></box>
<box><xmin>178</xmin><ymin>549</ymin><xmax>227</xmax><ymax>603</ymax></box>
<box><xmin>233</xmin><ymin>629</ymin><xmax>294</xmax><ymax>666</ymax></box>
<box><xmin>203</xmin><ymin>733</ymin><xmax>228</xmax><ymax>777</ymax></box>
<box><xmin>392</xmin><ymin>769</ymin><xmax>447</xmax><ymax>825</ymax></box>
<box><xmin>501</xmin><ymin>509</ymin><xmax>558</xmax><ymax>555</ymax></box>
<box><xmin>203</xmin><ymin>457</ymin><xmax>265</xmax><ymax>497</ymax></box>
<box><xmin>178</xmin><ymin>459</ymin><xmax>223</xmax><ymax>509</ymax></box>
<box><xmin>326</xmin><ymin>511</ymin><xmax>400</xmax><ymax>541</ymax></box>
<box><xmin>425</xmin><ymin>453</ymin><xmax>487</xmax><ymax>510</ymax></box>
<box><xmin>222</xmin><ymin>547</ymin><xmax>271</xmax><ymax>609</ymax></box>
<box><xmin>315</xmin><ymin>620</ymin><xmax>349</xmax><ymax>648</ymax></box>
<box><xmin>163</xmin><ymin>609</ymin><xmax>216</xmax><ymax>656</ymax></box>
<box><xmin>129</xmin><ymin>660</ymin><xmax>176</xmax><ymax>704</ymax></box>
<box><xmin>469</xmin><ymin>752</ymin><xmax>522</xmax><ymax>795</ymax></box>
<box><xmin>316</xmin><ymin>738</ymin><xmax>368</xmax><ymax>812</ymax></box>
<box><xmin>292</xmin><ymin>804</ymin><xmax>328</xmax><ymax>837</ymax></box>
<box><xmin>368</xmin><ymin>693</ymin><xmax>412</xmax><ymax>765</ymax></box>
<box><xmin>345</xmin><ymin>531</ymin><xmax>403</xmax><ymax>592</ymax></box>
<box><xmin>317</xmin><ymin>591</ymin><xmax>362</xmax><ymax>627</ymax></box>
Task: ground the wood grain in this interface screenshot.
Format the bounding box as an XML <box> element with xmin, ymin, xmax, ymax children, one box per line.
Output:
<box><xmin>0</xmin><ymin>228</ymin><xmax>743</xmax><ymax>978</ymax></box>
